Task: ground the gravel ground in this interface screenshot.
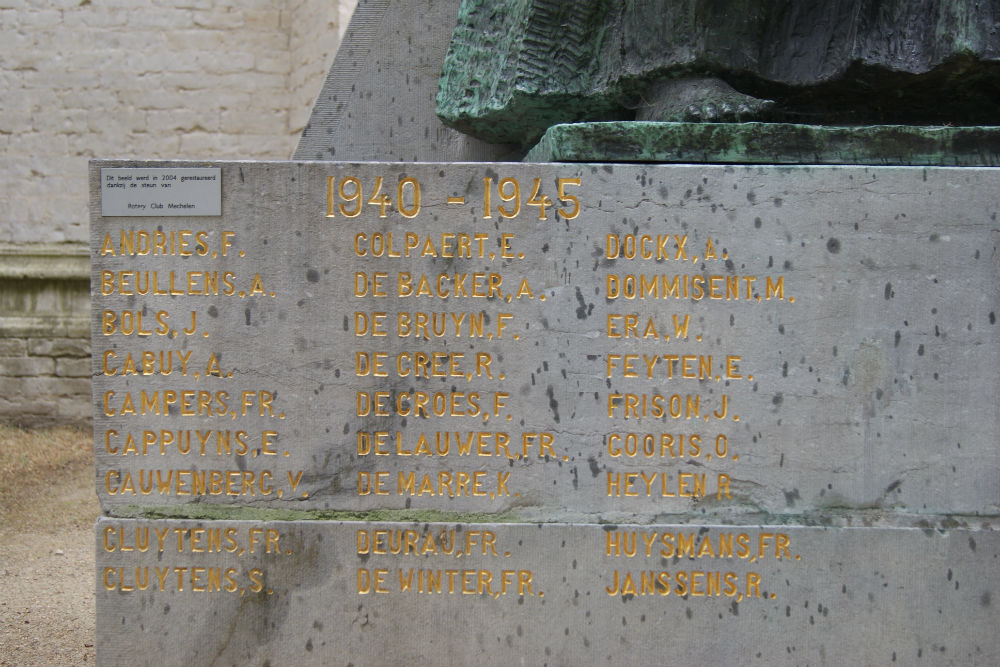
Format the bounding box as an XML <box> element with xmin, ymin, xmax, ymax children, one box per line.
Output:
<box><xmin>0</xmin><ymin>530</ymin><xmax>95</xmax><ymax>667</ymax></box>
<box><xmin>0</xmin><ymin>432</ymin><xmax>98</xmax><ymax>667</ymax></box>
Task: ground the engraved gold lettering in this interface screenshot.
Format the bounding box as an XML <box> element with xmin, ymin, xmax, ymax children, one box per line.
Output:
<box><xmin>353</xmin><ymin>232</ymin><xmax>490</xmax><ymax>259</ymax></box>
<box><xmin>102</xmin><ymin>390</ymin><xmax>231</xmax><ymax>417</ymax></box>
<box><xmin>606</xmin><ymin>393</ymin><xmax>701</xmax><ymax>419</ymax></box>
<box><xmin>103</xmin><ymin>468</ymin><xmax>278</xmax><ymax>497</ymax></box>
<box><xmin>556</xmin><ymin>177</ymin><xmax>581</xmax><ymax>219</ymax></box>
<box><xmin>606</xmin><ymin>274</ymin><xmax>765</xmax><ymax>300</ymax></box>
<box><xmin>100</xmin><ymin>229</ymin><xmax>233</xmax><ymax>257</ymax></box>
<box><xmin>607</xmin><ymin>432</ymin><xmax>707</xmax><ymax>459</ymax></box>
<box><xmin>396</xmin><ymin>272</ymin><xmax>503</xmax><ymax>299</ymax></box>
<box><xmin>605</xmin><ymin>472</ymin><xmax>730</xmax><ymax>499</ymax></box>
<box><xmin>99</xmin><ymin>270</ymin><xmax>236</xmax><ymax>297</ymax></box>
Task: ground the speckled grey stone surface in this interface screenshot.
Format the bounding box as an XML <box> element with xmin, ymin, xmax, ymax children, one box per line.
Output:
<box><xmin>90</xmin><ymin>160</ymin><xmax>999</xmax><ymax>522</ymax></box>
<box><xmin>91</xmin><ymin>160</ymin><xmax>999</xmax><ymax>665</ymax></box>
<box><xmin>294</xmin><ymin>0</ymin><xmax>519</xmax><ymax>162</ymax></box>
<box><xmin>95</xmin><ymin>518</ymin><xmax>998</xmax><ymax>666</ymax></box>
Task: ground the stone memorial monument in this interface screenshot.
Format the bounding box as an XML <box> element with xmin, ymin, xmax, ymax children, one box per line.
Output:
<box><xmin>91</xmin><ymin>1</ymin><xmax>999</xmax><ymax>665</ymax></box>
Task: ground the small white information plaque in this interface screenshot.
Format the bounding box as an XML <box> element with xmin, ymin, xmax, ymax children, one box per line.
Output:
<box><xmin>100</xmin><ymin>167</ymin><xmax>222</xmax><ymax>216</ymax></box>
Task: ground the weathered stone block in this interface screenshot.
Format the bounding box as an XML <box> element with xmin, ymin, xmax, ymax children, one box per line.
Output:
<box><xmin>0</xmin><ymin>356</ymin><xmax>54</xmax><ymax>377</ymax></box>
<box><xmin>0</xmin><ymin>394</ymin><xmax>59</xmax><ymax>427</ymax></box>
<box><xmin>90</xmin><ymin>160</ymin><xmax>1000</xmax><ymax>521</ymax></box>
<box><xmin>55</xmin><ymin>395</ymin><xmax>93</xmax><ymax>423</ymax></box>
<box><xmin>294</xmin><ymin>0</ymin><xmax>516</xmax><ymax>162</ymax></box>
<box><xmin>27</xmin><ymin>336</ymin><xmax>91</xmax><ymax>357</ymax></box>
<box><xmin>95</xmin><ymin>518</ymin><xmax>999</xmax><ymax>667</ymax></box>
<box><xmin>22</xmin><ymin>375</ymin><xmax>92</xmax><ymax>399</ymax></box>
<box><xmin>0</xmin><ymin>338</ymin><xmax>26</xmax><ymax>355</ymax></box>
<box><xmin>55</xmin><ymin>357</ymin><xmax>92</xmax><ymax>378</ymax></box>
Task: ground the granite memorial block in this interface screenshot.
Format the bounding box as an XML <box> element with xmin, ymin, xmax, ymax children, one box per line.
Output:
<box><xmin>90</xmin><ymin>159</ymin><xmax>999</xmax><ymax>665</ymax></box>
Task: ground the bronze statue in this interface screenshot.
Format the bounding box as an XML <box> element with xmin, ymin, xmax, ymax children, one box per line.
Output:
<box><xmin>437</xmin><ymin>0</ymin><xmax>1000</xmax><ymax>145</ymax></box>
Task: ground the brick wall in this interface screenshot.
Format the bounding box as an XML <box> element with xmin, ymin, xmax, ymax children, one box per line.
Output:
<box><xmin>0</xmin><ymin>0</ymin><xmax>357</xmax><ymax>426</ymax></box>
<box><xmin>1</xmin><ymin>0</ymin><xmax>354</xmax><ymax>244</ymax></box>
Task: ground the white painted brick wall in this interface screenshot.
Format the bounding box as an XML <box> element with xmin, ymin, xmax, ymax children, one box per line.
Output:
<box><xmin>0</xmin><ymin>0</ymin><xmax>357</xmax><ymax>243</ymax></box>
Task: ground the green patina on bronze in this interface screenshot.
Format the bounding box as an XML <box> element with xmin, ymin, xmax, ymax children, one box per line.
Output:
<box><xmin>435</xmin><ymin>0</ymin><xmax>623</xmax><ymax>146</ymax></box>
<box><xmin>437</xmin><ymin>0</ymin><xmax>1000</xmax><ymax>149</ymax></box>
<box><xmin>525</xmin><ymin>122</ymin><xmax>1000</xmax><ymax>165</ymax></box>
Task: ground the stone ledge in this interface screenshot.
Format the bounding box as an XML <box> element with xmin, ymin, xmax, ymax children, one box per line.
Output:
<box><xmin>525</xmin><ymin>122</ymin><xmax>1000</xmax><ymax>165</ymax></box>
<box><xmin>0</xmin><ymin>242</ymin><xmax>89</xmax><ymax>280</ymax></box>
<box><xmin>0</xmin><ymin>243</ymin><xmax>90</xmax><ymax>341</ymax></box>
<box><xmin>0</xmin><ymin>316</ymin><xmax>89</xmax><ymax>339</ymax></box>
